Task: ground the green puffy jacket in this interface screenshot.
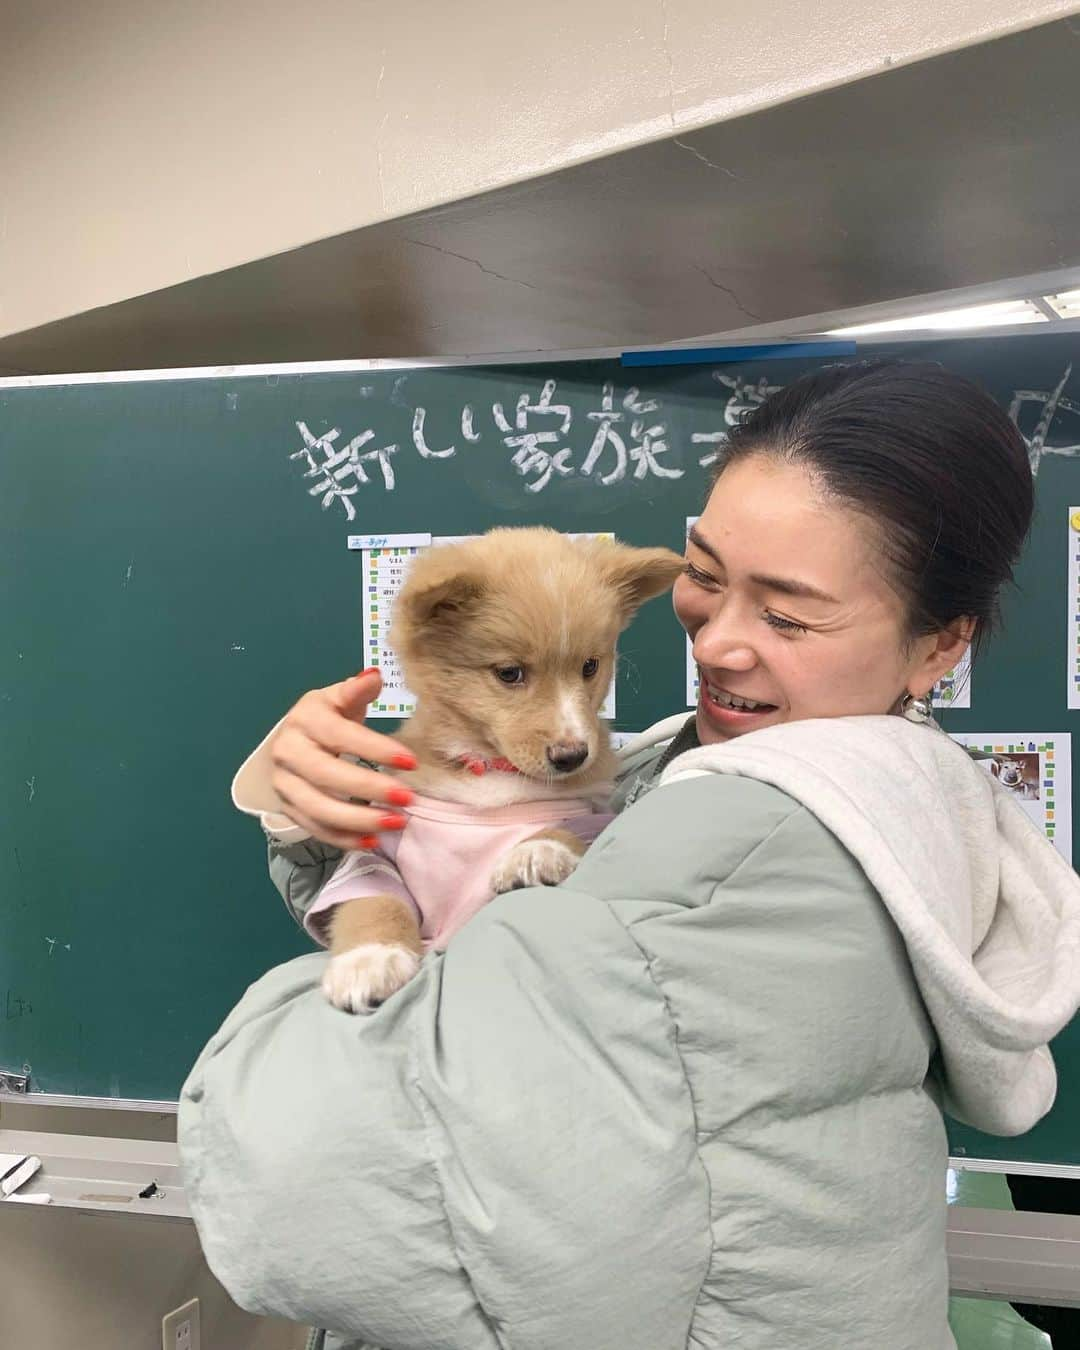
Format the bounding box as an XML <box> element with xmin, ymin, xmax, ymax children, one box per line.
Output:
<box><xmin>179</xmin><ymin>712</ymin><xmax>1080</xmax><ymax>1344</ymax></box>
<box><xmin>180</xmin><ymin>715</ymin><xmax>1080</xmax><ymax>1349</ymax></box>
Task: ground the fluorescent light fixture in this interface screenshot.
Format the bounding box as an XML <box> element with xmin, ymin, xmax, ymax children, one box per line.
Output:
<box><xmin>827</xmin><ymin>299</ymin><xmax>1048</xmax><ymax>336</ymax></box>
<box><xmin>1045</xmin><ymin>288</ymin><xmax>1080</xmax><ymax>319</ymax></box>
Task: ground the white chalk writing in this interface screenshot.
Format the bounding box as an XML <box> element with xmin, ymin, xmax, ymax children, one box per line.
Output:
<box><xmin>461</xmin><ymin>404</ymin><xmax>481</xmax><ymax>443</ymax></box>
<box><xmin>580</xmin><ymin>383</ymin><xmax>682</xmax><ymax>484</ymax></box>
<box><xmin>412</xmin><ymin>407</ymin><xmax>457</xmax><ymax>460</ymax></box>
<box><xmin>1009</xmin><ymin>365</ymin><xmax>1080</xmax><ymax>475</ymax></box>
<box><xmin>290</xmin><ymin>367</ymin><xmax>804</xmax><ymax>512</ymax></box>
<box><xmin>290</xmin><ymin>421</ymin><xmax>398</xmax><ymax>521</ymax></box>
<box><xmin>493</xmin><ymin>379</ymin><xmax>576</xmax><ymax>492</ymax></box>
<box><xmin>692</xmin><ymin>373</ymin><xmax>781</xmax><ymax>465</ymax></box>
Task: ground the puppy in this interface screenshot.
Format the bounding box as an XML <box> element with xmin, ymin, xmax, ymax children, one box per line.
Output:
<box><xmin>314</xmin><ymin>527</ymin><xmax>683</xmax><ymax>1012</ymax></box>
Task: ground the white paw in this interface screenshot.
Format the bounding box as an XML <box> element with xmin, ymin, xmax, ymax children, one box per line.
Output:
<box><xmin>491</xmin><ymin>838</ymin><xmax>581</xmax><ymax>894</ymax></box>
<box><xmin>321</xmin><ymin>942</ymin><xmax>421</xmax><ymax>1013</ymax></box>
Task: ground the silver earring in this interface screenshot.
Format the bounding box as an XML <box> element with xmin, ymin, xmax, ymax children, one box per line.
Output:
<box><xmin>900</xmin><ymin>692</ymin><xmax>933</xmax><ymax>724</ymax></box>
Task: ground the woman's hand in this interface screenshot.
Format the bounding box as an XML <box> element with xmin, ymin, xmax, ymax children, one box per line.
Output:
<box><xmin>269</xmin><ymin>669</ymin><xmax>417</xmax><ymax>849</ymax></box>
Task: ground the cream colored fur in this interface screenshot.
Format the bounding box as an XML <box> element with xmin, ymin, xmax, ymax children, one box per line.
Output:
<box><xmin>325</xmin><ymin>528</ymin><xmax>683</xmax><ymax>1011</ymax></box>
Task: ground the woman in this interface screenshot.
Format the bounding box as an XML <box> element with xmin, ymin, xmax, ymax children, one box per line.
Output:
<box><xmin>179</xmin><ymin>362</ymin><xmax>1080</xmax><ymax>1350</ymax></box>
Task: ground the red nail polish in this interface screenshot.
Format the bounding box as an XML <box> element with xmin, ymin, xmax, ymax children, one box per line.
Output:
<box><xmin>390</xmin><ymin>752</ymin><xmax>419</xmax><ymax>771</ymax></box>
<box><xmin>357</xmin><ymin>667</ymin><xmax>380</xmax><ymax>678</ymax></box>
<box><xmin>356</xmin><ymin>834</ymin><xmax>379</xmax><ymax>850</ymax></box>
<box><xmin>385</xmin><ymin>786</ymin><xmax>414</xmax><ymax>807</ymax></box>
<box><xmin>377</xmin><ymin>813</ymin><xmax>408</xmax><ymax>831</ymax></box>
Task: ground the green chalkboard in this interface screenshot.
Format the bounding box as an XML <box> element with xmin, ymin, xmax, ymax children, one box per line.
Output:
<box><xmin>1</xmin><ymin>336</ymin><xmax>1078</xmax><ymax>1170</ymax></box>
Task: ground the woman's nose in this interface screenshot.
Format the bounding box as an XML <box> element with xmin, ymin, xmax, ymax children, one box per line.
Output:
<box><xmin>692</xmin><ymin>610</ymin><xmax>758</xmax><ymax>672</ymax></box>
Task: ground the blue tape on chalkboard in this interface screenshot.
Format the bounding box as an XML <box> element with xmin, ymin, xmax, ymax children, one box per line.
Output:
<box><xmin>621</xmin><ymin>341</ymin><xmax>857</xmax><ymax>368</ymax></box>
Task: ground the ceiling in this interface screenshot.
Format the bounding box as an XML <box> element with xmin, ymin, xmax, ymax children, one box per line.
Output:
<box><xmin>3</xmin><ymin>17</ymin><xmax>1080</xmax><ymax>375</ymax></box>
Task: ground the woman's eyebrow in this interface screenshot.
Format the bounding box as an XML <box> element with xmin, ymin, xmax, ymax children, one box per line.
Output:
<box><xmin>687</xmin><ymin>525</ymin><xmax>723</xmax><ymax>565</ymax></box>
<box><xmin>749</xmin><ymin>572</ymin><xmax>839</xmax><ymax>604</ymax></box>
<box><xmin>688</xmin><ymin>526</ymin><xmax>838</xmax><ymax>604</ymax></box>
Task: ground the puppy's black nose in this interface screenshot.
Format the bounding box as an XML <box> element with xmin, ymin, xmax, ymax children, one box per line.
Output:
<box><xmin>546</xmin><ymin>742</ymin><xmax>589</xmax><ymax>773</ymax></box>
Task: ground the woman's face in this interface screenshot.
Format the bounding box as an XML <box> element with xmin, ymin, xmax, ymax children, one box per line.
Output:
<box><xmin>673</xmin><ymin>455</ymin><xmax>968</xmax><ymax>746</ymax></box>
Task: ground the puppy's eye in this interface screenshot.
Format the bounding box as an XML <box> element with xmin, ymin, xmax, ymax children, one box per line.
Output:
<box><xmin>582</xmin><ymin>658</ymin><xmax>600</xmax><ymax>679</ymax></box>
<box><xmin>494</xmin><ymin>665</ymin><xmax>526</xmax><ymax>686</ymax></box>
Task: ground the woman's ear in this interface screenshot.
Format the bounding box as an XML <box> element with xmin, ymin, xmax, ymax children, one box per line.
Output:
<box><xmin>909</xmin><ymin>617</ymin><xmax>976</xmax><ymax>697</ymax></box>
<box><xmin>599</xmin><ymin>543</ymin><xmax>686</xmax><ymax>628</ymax></box>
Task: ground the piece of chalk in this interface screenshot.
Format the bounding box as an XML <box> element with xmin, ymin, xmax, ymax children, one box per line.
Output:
<box><xmin>0</xmin><ymin>1152</ymin><xmax>28</xmax><ymax>1182</ymax></box>
<box><xmin>1</xmin><ymin>1155</ymin><xmax>41</xmax><ymax>1197</ymax></box>
<box><xmin>4</xmin><ymin>1191</ymin><xmax>51</xmax><ymax>1205</ymax></box>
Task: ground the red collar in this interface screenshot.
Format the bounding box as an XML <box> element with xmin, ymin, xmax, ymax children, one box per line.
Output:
<box><xmin>456</xmin><ymin>754</ymin><xmax>520</xmax><ymax>776</ymax></box>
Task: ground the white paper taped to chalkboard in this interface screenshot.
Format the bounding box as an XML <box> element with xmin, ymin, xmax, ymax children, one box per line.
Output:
<box><xmin>348</xmin><ymin>532</ymin><xmax>431</xmax><ymax>551</ymax></box>
<box><xmin>949</xmin><ymin>731</ymin><xmax>1073</xmax><ymax>864</ymax></box>
<box><xmin>1068</xmin><ymin>507</ymin><xmax>1080</xmax><ymax>710</ymax></box>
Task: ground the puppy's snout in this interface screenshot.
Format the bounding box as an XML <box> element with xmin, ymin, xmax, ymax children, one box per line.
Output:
<box><xmin>546</xmin><ymin>741</ymin><xmax>589</xmax><ymax>773</ymax></box>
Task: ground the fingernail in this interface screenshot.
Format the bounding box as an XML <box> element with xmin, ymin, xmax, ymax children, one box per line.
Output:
<box><xmin>377</xmin><ymin>813</ymin><xmax>408</xmax><ymax>831</ymax></box>
<box><xmin>385</xmin><ymin>786</ymin><xmax>414</xmax><ymax>807</ymax></box>
<box><xmin>390</xmin><ymin>752</ymin><xmax>418</xmax><ymax>771</ymax></box>
<box><xmin>356</xmin><ymin>834</ymin><xmax>379</xmax><ymax>850</ymax></box>
<box><xmin>357</xmin><ymin>667</ymin><xmax>380</xmax><ymax>678</ymax></box>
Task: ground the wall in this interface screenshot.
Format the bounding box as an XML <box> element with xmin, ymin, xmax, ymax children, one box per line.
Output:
<box><xmin>2</xmin><ymin>0</ymin><xmax>1079</xmax><ymax>341</ymax></box>
<box><xmin>0</xmin><ymin>1100</ymin><xmax>307</xmax><ymax>1350</ymax></box>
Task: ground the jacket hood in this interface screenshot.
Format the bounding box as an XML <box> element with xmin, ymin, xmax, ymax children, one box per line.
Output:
<box><xmin>658</xmin><ymin>715</ymin><xmax>1080</xmax><ymax>1136</ymax></box>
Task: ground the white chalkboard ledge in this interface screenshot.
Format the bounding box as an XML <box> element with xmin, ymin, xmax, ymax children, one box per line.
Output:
<box><xmin>3</xmin><ymin>1127</ymin><xmax>1079</xmax><ymax>1310</ymax></box>
<box><xmin>947</xmin><ymin>1207</ymin><xmax>1080</xmax><ymax>1307</ymax></box>
<box><xmin>0</xmin><ymin>1127</ymin><xmax>188</xmax><ymax>1222</ymax></box>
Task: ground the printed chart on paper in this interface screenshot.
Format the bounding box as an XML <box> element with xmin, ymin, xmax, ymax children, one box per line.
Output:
<box><xmin>949</xmin><ymin>731</ymin><xmax>1072</xmax><ymax>863</ymax></box>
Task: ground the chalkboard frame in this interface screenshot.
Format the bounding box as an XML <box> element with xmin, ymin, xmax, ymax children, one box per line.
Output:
<box><xmin>3</xmin><ymin>333</ymin><xmax>1079</xmax><ymax>1182</ymax></box>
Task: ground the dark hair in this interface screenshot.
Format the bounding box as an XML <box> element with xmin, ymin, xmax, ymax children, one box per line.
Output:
<box><xmin>712</xmin><ymin>360</ymin><xmax>1033</xmax><ymax>655</ymax></box>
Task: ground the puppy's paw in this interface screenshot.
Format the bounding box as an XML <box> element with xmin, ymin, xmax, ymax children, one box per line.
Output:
<box><xmin>491</xmin><ymin>837</ymin><xmax>582</xmax><ymax>894</ymax></box>
<box><xmin>322</xmin><ymin>942</ymin><xmax>421</xmax><ymax>1013</ymax></box>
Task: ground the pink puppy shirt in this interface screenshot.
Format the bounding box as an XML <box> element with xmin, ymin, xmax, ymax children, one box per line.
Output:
<box><xmin>307</xmin><ymin>793</ymin><xmax>615</xmax><ymax>951</ymax></box>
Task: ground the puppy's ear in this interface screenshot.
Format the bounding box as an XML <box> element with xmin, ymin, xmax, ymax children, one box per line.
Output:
<box><xmin>600</xmin><ymin>543</ymin><xmax>685</xmax><ymax>626</ymax></box>
<box><xmin>397</xmin><ymin>552</ymin><xmax>486</xmax><ymax>630</ymax></box>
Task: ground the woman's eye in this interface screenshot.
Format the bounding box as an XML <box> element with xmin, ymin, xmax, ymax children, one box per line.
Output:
<box><xmin>582</xmin><ymin>658</ymin><xmax>600</xmax><ymax>679</ymax></box>
<box><xmin>764</xmin><ymin>611</ymin><xmax>807</xmax><ymax>636</ymax></box>
<box><xmin>494</xmin><ymin>665</ymin><xmax>526</xmax><ymax>685</ymax></box>
<box><xmin>684</xmin><ymin>561</ymin><xmax>719</xmax><ymax>588</ymax></box>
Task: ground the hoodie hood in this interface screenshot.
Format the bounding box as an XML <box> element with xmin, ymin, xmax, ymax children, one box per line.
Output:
<box><xmin>658</xmin><ymin>715</ymin><xmax>1080</xmax><ymax>1137</ymax></box>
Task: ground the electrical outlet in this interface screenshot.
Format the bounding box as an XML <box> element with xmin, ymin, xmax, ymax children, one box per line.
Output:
<box><xmin>162</xmin><ymin>1297</ymin><xmax>201</xmax><ymax>1350</ymax></box>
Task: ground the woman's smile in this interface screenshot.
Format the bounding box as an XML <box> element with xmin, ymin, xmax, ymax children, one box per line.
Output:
<box><xmin>699</xmin><ymin>676</ymin><xmax>778</xmax><ymax>729</ymax></box>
